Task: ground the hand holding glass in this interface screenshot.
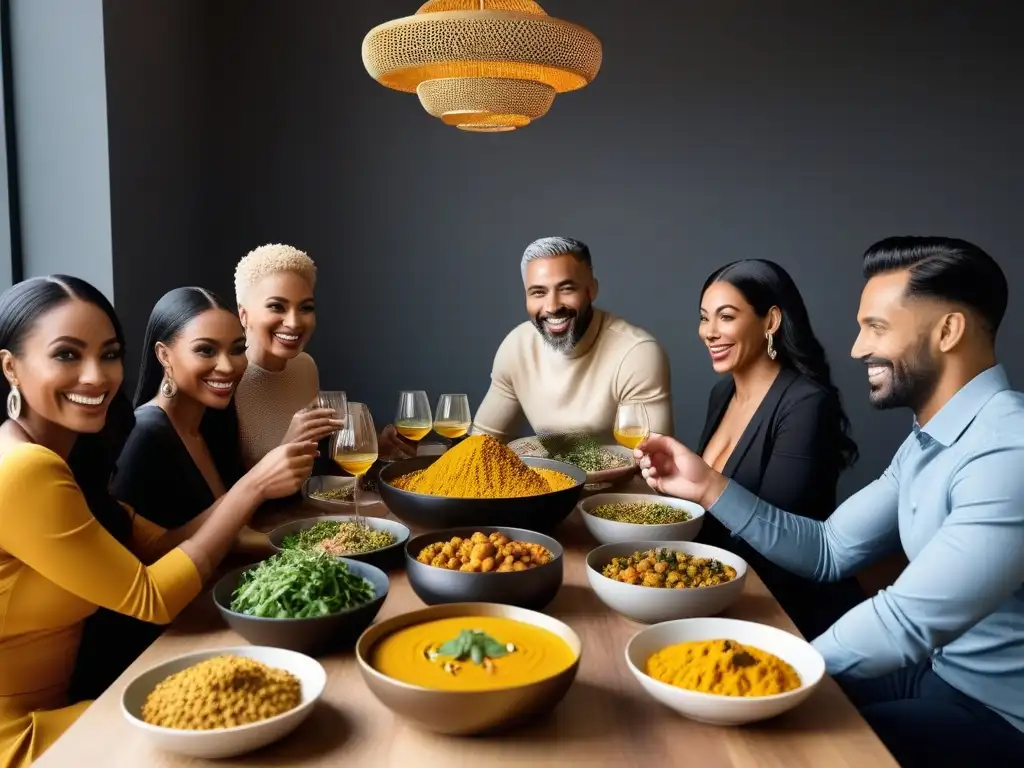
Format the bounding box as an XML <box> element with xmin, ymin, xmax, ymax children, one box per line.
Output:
<box><xmin>395</xmin><ymin>390</ymin><xmax>432</xmax><ymax>443</ymax></box>
<box><xmin>614</xmin><ymin>402</ymin><xmax>650</xmax><ymax>450</ymax></box>
<box><xmin>433</xmin><ymin>394</ymin><xmax>472</xmax><ymax>439</ymax></box>
<box><xmin>331</xmin><ymin>402</ymin><xmax>378</xmax><ymax>518</ymax></box>
<box><xmin>315</xmin><ymin>390</ymin><xmax>347</xmax><ymax>431</ymax></box>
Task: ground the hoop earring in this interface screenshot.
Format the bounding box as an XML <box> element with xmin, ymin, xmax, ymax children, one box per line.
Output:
<box><xmin>766</xmin><ymin>332</ymin><xmax>777</xmax><ymax>360</ymax></box>
<box><xmin>6</xmin><ymin>384</ymin><xmax>21</xmax><ymax>419</ymax></box>
<box><xmin>160</xmin><ymin>372</ymin><xmax>178</xmax><ymax>398</ymax></box>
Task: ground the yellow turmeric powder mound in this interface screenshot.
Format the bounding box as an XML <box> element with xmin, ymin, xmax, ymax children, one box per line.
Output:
<box><xmin>646</xmin><ymin>639</ymin><xmax>801</xmax><ymax>697</ymax></box>
<box><xmin>391</xmin><ymin>435</ymin><xmax>576</xmax><ymax>498</ymax></box>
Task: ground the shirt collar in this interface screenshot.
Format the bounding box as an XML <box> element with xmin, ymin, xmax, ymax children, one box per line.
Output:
<box><xmin>917</xmin><ymin>364</ymin><xmax>1009</xmax><ymax>446</ymax></box>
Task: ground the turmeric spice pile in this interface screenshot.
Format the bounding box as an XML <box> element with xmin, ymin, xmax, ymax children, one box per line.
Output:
<box><xmin>646</xmin><ymin>639</ymin><xmax>801</xmax><ymax>697</ymax></box>
<box><xmin>391</xmin><ymin>435</ymin><xmax>576</xmax><ymax>498</ymax></box>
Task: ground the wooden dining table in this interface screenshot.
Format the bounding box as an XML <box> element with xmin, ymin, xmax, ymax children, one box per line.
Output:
<box><xmin>39</xmin><ymin>479</ymin><xmax>897</xmax><ymax>767</ymax></box>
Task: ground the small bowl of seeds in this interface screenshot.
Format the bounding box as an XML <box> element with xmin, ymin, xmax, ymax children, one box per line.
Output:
<box><xmin>577</xmin><ymin>493</ymin><xmax>704</xmax><ymax>545</ymax></box>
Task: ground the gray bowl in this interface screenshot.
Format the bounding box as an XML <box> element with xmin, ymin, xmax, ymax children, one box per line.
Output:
<box><xmin>213</xmin><ymin>558</ymin><xmax>390</xmax><ymax>655</ymax></box>
<box><xmin>356</xmin><ymin>603</ymin><xmax>581</xmax><ymax>736</ymax></box>
<box><xmin>405</xmin><ymin>526</ymin><xmax>564</xmax><ymax>610</ymax></box>
<box><xmin>266</xmin><ymin>515</ymin><xmax>410</xmax><ymax>571</ymax></box>
<box><xmin>378</xmin><ymin>456</ymin><xmax>586</xmax><ymax>532</ymax></box>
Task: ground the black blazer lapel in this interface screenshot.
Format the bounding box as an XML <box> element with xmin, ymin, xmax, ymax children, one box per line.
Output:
<box><xmin>698</xmin><ymin>378</ymin><xmax>734</xmax><ymax>453</ymax></box>
<box><xmin>721</xmin><ymin>367</ymin><xmax>800</xmax><ymax>479</ymax></box>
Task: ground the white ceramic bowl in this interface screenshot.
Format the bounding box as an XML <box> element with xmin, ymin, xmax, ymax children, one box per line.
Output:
<box><xmin>586</xmin><ymin>541</ymin><xmax>747</xmax><ymax>623</ymax></box>
<box><xmin>625</xmin><ymin>617</ymin><xmax>825</xmax><ymax>725</ymax></box>
<box><xmin>578</xmin><ymin>493</ymin><xmax>704</xmax><ymax>544</ymax></box>
<box><xmin>122</xmin><ymin>645</ymin><xmax>327</xmax><ymax>758</ymax></box>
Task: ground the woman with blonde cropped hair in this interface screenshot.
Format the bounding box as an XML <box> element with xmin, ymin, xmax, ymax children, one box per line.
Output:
<box><xmin>233</xmin><ymin>243</ymin><xmax>343</xmax><ymax>468</ymax></box>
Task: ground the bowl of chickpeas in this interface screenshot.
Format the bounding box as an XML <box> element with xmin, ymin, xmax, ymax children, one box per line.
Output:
<box><xmin>404</xmin><ymin>527</ymin><xmax>564</xmax><ymax>610</ymax></box>
<box><xmin>585</xmin><ymin>541</ymin><xmax>748</xmax><ymax>624</ymax></box>
<box><xmin>121</xmin><ymin>646</ymin><xmax>326</xmax><ymax>758</ymax></box>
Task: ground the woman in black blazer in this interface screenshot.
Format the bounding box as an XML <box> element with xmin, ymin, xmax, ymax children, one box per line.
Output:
<box><xmin>696</xmin><ymin>259</ymin><xmax>864</xmax><ymax>639</ymax></box>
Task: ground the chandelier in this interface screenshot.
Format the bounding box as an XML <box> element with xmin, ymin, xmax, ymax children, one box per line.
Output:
<box><xmin>361</xmin><ymin>0</ymin><xmax>602</xmax><ymax>132</ymax></box>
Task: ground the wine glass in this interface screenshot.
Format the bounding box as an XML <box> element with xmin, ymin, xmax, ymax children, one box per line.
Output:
<box><xmin>315</xmin><ymin>390</ymin><xmax>348</xmax><ymax>432</ymax></box>
<box><xmin>613</xmin><ymin>402</ymin><xmax>650</xmax><ymax>450</ymax></box>
<box><xmin>395</xmin><ymin>390</ymin><xmax>432</xmax><ymax>448</ymax></box>
<box><xmin>331</xmin><ymin>402</ymin><xmax>378</xmax><ymax>520</ymax></box>
<box><xmin>433</xmin><ymin>394</ymin><xmax>472</xmax><ymax>441</ymax></box>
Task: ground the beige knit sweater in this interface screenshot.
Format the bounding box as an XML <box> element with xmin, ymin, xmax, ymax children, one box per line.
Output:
<box><xmin>235</xmin><ymin>352</ymin><xmax>320</xmax><ymax>468</ymax></box>
<box><xmin>471</xmin><ymin>308</ymin><xmax>674</xmax><ymax>442</ymax></box>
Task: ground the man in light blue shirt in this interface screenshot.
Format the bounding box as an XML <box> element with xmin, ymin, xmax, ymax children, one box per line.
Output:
<box><xmin>638</xmin><ymin>236</ymin><xmax>1023</xmax><ymax>767</ymax></box>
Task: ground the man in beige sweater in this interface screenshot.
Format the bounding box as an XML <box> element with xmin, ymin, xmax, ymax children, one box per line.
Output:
<box><xmin>471</xmin><ymin>236</ymin><xmax>673</xmax><ymax>443</ymax></box>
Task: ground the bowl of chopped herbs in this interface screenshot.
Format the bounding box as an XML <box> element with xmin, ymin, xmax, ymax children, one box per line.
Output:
<box><xmin>578</xmin><ymin>493</ymin><xmax>705</xmax><ymax>545</ymax></box>
<box><xmin>213</xmin><ymin>549</ymin><xmax>389</xmax><ymax>655</ymax></box>
<box><xmin>267</xmin><ymin>515</ymin><xmax>409</xmax><ymax>570</ymax></box>
<box><xmin>509</xmin><ymin>433</ymin><xmax>637</xmax><ymax>489</ymax></box>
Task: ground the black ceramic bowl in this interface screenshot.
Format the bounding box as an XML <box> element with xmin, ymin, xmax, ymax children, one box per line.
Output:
<box><xmin>266</xmin><ymin>515</ymin><xmax>410</xmax><ymax>571</ymax></box>
<box><xmin>378</xmin><ymin>456</ymin><xmax>586</xmax><ymax>532</ymax></box>
<box><xmin>213</xmin><ymin>558</ymin><xmax>389</xmax><ymax>656</ymax></box>
<box><xmin>404</xmin><ymin>526</ymin><xmax>564</xmax><ymax>610</ymax></box>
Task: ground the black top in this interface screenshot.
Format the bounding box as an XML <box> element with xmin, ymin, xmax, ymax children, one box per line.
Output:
<box><xmin>113</xmin><ymin>405</ymin><xmax>226</xmax><ymax>529</ymax></box>
<box><xmin>697</xmin><ymin>367</ymin><xmax>864</xmax><ymax>639</ymax></box>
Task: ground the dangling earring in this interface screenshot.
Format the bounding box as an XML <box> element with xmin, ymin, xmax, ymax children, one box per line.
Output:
<box><xmin>766</xmin><ymin>332</ymin><xmax>777</xmax><ymax>360</ymax></box>
<box><xmin>6</xmin><ymin>384</ymin><xmax>21</xmax><ymax>419</ymax></box>
<box><xmin>160</xmin><ymin>370</ymin><xmax>178</xmax><ymax>398</ymax></box>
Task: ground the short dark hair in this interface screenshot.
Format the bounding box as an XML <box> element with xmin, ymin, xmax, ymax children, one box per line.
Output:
<box><xmin>862</xmin><ymin>236</ymin><xmax>1007</xmax><ymax>338</ymax></box>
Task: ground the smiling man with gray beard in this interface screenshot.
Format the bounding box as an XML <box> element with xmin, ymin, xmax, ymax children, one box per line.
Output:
<box><xmin>471</xmin><ymin>236</ymin><xmax>673</xmax><ymax>442</ymax></box>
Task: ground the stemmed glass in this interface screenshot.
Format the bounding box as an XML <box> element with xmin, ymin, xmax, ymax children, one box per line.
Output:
<box><xmin>315</xmin><ymin>390</ymin><xmax>348</xmax><ymax>430</ymax></box>
<box><xmin>433</xmin><ymin>394</ymin><xmax>472</xmax><ymax>441</ymax></box>
<box><xmin>394</xmin><ymin>390</ymin><xmax>432</xmax><ymax>451</ymax></box>
<box><xmin>331</xmin><ymin>402</ymin><xmax>378</xmax><ymax>521</ymax></box>
<box><xmin>613</xmin><ymin>402</ymin><xmax>650</xmax><ymax>450</ymax></box>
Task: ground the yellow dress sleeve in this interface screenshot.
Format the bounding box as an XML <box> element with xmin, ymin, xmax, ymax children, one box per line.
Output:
<box><xmin>123</xmin><ymin>502</ymin><xmax>170</xmax><ymax>564</ymax></box>
<box><xmin>0</xmin><ymin>444</ymin><xmax>202</xmax><ymax>624</ymax></box>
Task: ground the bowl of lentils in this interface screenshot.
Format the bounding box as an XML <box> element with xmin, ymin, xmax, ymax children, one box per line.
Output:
<box><xmin>578</xmin><ymin>493</ymin><xmax>704</xmax><ymax>545</ymax></box>
<box><xmin>267</xmin><ymin>515</ymin><xmax>409</xmax><ymax>570</ymax></box>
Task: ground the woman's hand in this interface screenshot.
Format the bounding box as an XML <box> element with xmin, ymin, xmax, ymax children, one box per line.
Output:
<box><xmin>378</xmin><ymin>424</ymin><xmax>417</xmax><ymax>459</ymax></box>
<box><xmin>251</xmin><ymin>442</ymin><xmax>318</xmax><ymax>500</ymax></box>
<box><xmin>281</xmin><ymin>407</ymin><xmax>344</xmax><ymax>446</ymax></box>
<box><xmin>635</xmin><ymin>433</ymin><xmax>728</xmax><ymax>509</ymax></box>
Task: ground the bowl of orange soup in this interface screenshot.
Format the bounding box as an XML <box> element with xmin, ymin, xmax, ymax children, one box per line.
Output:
<box><xmin>355</xmin><ymin>603</ymin><xmax>582</xmax><ymax>735</ymax></box>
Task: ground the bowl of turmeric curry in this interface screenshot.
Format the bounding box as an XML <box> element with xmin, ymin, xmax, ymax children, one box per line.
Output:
<box><xmin>355</xmin><ymin>602</ymin><xmax>581</xmax><ymax>735</ymax></box>
<box><xmin>405</xmin><ymin>527</ymin><xmax>564</xmax><ymax>610</ymax></box>
<box><xmin>585</xmin><ymin>542</ymin><xmax>748</xmax><ymax>623</ymax></box>
<box><xmin>624</xmin><ymin>617</ymin><xmax>825</xmax><ymax>725</ymax></box>
<box><xmin>378</xmin><ymin>435</ymin><xmax>586</xmax><ymax>532</ymax></box>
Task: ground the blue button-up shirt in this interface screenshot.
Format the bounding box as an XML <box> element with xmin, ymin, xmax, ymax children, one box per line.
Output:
<box><xmin>710</xmin><ymin>364</ymin><xmax>1024</xmax><ymax>732</ymax></box>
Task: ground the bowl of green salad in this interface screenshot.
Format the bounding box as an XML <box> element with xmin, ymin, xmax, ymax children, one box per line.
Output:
<box><xmin>267</xmin><ymin>515</ymin><xmax>410</xmax><ymax>570</ymax></box>
<box><xmin>213</xmin><ymin>549</ymin><xmax>390</xmax><ymax>655</ymax></box>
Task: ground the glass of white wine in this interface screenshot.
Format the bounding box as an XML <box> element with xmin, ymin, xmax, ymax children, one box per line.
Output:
<box><xmin>331</xmin><ymin>402</ymin><xmax>378</xmax><ymax>520</ymax></box>
<box><xmin>613</xmin><ymin>402</ymin><xmax>650</xmax><ymax>450</ymax></box>
<box><xmin>433</xmin><ymin>394</ymin><xmax>472</xmax><ymax>441</ymax></box>
<box><xmin>395</xmin><ymin>390</ymin><xmax>432</xmax><ymax>450</ymax></box>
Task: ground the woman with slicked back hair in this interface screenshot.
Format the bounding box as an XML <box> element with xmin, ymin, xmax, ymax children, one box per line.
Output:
<box><xmin>695</xmin><ymin>259</ymin><xmax>864</xmax><ymax>638</ymax></box>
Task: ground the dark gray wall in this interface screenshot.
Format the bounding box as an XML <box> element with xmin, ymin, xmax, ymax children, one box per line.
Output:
<box><xmin>105</xmin><ymin>0</ymin><xmax>1024</xmax><ymax>498</ymax></box>
<box><xmin>104</xmin><ymin>0</ymin><xmax>212</xmax><ymax>380</ymax></box>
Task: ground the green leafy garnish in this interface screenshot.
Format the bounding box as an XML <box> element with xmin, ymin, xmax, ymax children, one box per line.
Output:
<box><xmin>536</xmin><ymin>431</ymin><xmax>629</xmax><ymax>472</ymax></box>
<box><xmin>228</xmin><ymin>548</ymin><xmax>375</xmax><ymax>618</ymax></box>
<box><xmin>435</xmin><ymin>630</ymin><xmax>511</xmax><ymax>665</ymax></box>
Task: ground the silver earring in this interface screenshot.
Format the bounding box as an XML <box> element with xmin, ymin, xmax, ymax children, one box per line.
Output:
<box><xmin>766</xmin><ymin>332</ymin><xmax>777</xmax><ymax>360</ymax></box>
<box><xmin>6</xmin><ymin>384</ymin><xmax>21</xmax><ymax>419</ymax></box>
<box><xmin>160</xmin><ymin>373</ymin><xmax>178</xmax><ymax>398</ymax></box>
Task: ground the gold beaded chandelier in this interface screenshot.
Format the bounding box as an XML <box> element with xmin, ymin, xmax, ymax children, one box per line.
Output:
<box><xmin>361</xmin><ymin>0</ymin><xmax>602</xmax><ymax>132</ymax></box>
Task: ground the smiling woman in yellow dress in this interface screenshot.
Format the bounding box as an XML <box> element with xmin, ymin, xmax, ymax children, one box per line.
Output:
<box><xmin>0</xmin><ymin>276</ymin><xmax>316</xmax><ymax>767</ymax></box>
